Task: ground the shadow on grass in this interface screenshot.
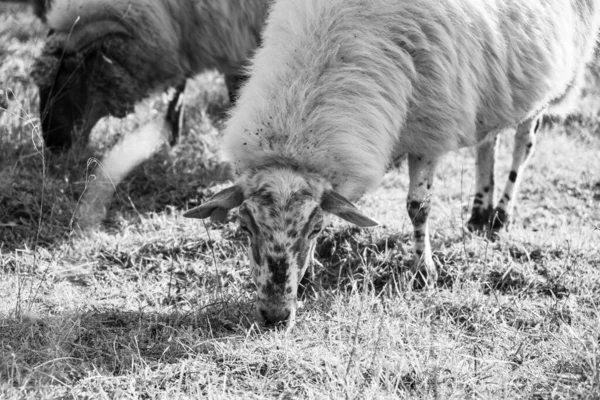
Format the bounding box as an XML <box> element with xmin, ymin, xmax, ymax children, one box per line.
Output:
<box><xmin>0</xmin><ymin>135</ymin><xmax>231</xmax><ymax>252</ymax></box>
<box><xmin>1</xmin><ymin>42</ymin><xmax>232</xmax><ymax>252</ymax></box>
<box><xmin>312</xmin><ymin>227</ymin><xmax>404</xmax><ymax>293</ymax></box>
<box><xmin>0</xmin><ymin>300</ymin><xmax>257</xmax><ymax>387</ymax></box>
<box><xmin>106</xmin><ymin>148</ymin><xmax>232</xmax><ymax>216</ymax></box>
<box><xmin>308</xmin><ymin>226</ymin><xmax>437</xmax><ymax>295</ymax></box>
<box><xmin>310</xmin><ymin>225</ymin><xmax>486</xmax><ymax>295</ymax></box>
<box><xmin>308</xmin><ymin>226</ymin><xmax>575</xmax><ymax>301</ymax></box>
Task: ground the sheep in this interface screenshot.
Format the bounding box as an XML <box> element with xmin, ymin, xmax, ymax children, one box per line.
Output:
<box><xmin>184</xmin><ymin>0</ymin><xmax>600</xmax><ymax>328</ymax></box>
<box><xmin>30</xmin><ymin>0</ymin><xmax>270</xmax><ymax>151</ymax></box>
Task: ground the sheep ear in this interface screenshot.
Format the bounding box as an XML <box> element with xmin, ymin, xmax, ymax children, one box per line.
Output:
<box><xmin>321</xmin><ymin>190</ymin><xmax>379</xmax><ymax>228</ymax></box>
<box><xmin>184</xmin><ymin>186</ymin><xmax>244</xmax><ymax>222</ymax></box>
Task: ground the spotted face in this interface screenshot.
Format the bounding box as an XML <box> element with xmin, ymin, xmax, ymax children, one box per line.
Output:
<box><xmin>184</xmin><ymin>167</ymin><xmax>379</xmax><ymax>329</ymax></box>
<box><xmin>238</xmin><ymin>171</ymin><xmax>326</xmax><ymax>327</ymax></box>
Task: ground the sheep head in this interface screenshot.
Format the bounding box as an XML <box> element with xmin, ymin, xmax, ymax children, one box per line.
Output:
<box><xmin>31</xmin><ymin>21</ymin><xmax>142</xmax><ymax>151</ymax></box>
<box><xmin>184</xmin><ymin>167</ymin><xmax>378</xmax><ymax>329</ymax></box>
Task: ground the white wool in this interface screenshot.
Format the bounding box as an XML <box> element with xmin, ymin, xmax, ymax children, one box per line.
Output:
<box><xmin>225</xmin><ymin>0</ymin><xmax>600</xmax><ymax>199</ymax></box>
<box><xmin>75</xmin><ymin>118</ymin><xmax>168</xmax><ymax>228</ymax></box>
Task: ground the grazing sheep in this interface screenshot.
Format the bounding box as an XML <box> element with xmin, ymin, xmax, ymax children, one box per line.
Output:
<box><xmin>30</xmin><ymin>0</ymin><xmax>269</xmax><ymax>151</ymax></box>
<box><xmin>184</xmin><ymin>0</ymin><xmax>600</xmax><ymax>328</ymax></box>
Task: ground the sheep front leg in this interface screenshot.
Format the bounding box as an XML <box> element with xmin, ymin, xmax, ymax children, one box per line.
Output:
<box><xmin>467</xmin><ymin>137</ymin><xmax>497</xmax><ymax>233</ymax></box>
<box><xmin>406</xmin><ymin>154</ymin><xmax>439</xmax><ymax>287</ymax></box>
<box><xmin>492</xmin><ymin>115</ymin><xmax>540</xmax><ymax>233</ymax></box>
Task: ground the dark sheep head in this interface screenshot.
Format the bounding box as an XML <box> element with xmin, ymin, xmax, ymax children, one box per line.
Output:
<box><xmin>31</xmin><ymin>21</ymin><xmax>142</xmax><ymax>152</ymax></box>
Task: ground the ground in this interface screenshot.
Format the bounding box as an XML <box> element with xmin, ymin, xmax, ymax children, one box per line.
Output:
<box><xmin>1</xmin><ymin>4</ymin><xmax>599</xmax><ymax>399</ymax></box>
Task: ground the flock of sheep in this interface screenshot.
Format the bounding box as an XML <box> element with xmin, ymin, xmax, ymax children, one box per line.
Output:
<box><xmin>18</xmin><ymin>0</ymin><xmax>600</xmax><ymax>328</ymax></box>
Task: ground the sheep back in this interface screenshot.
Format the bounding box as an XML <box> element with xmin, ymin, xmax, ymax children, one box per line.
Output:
<box><xmin>45</xmin><ymin>0</ymin><xmax>269</xmax><ymax>91</ymax></box>
<box><xmin>224</xmin><ymin>0</ymin><xmax>600</xmax><ymax>200</ymax></box>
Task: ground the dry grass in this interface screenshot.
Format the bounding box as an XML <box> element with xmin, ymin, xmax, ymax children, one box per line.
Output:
<box><xmin>1</xmin><ymin>5</ymin><xmax>600</xmax><ymax>399</ymax></box>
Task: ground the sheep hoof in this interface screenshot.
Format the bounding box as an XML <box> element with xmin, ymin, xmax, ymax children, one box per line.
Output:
<box><xmin>467</xmin><ymin>207</ymin><xmax>493</xmax><ymax>234</ymax></box>
<box><xmin>407</xmin><ymin>255</ymin><xmax>438</xmax><ymax>289</ymax></box>
<box><xmin>73</xmin><ymin>204</ymin><xmax>107</xmax><ymax>231</ymax></box>
<box><xmin>467</xmin><ymin>207</ymin><xmax>510</xmax><ymax>241</ymax></box>
<box><xmin>72</xmin><ymin>180</ymin><xmax>114</xmax><ymax>230</ymax></box>
<box><xmin>489</xmin><ymin>208</ymin><xmax>510</xmax><ymax>236</ymax></box>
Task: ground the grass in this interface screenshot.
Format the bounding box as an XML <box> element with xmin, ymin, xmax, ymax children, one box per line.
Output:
<box><xmin>1</xmin><ymin>4</ymin><xmax>600</xmax><ymax>399</ymax></box>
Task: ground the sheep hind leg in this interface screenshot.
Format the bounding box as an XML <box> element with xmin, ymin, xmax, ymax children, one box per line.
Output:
<box><xmin>165</xmin><ymin>80</ymin><xmax>187</xmax><ymax>146</ymax></box>
<box><xmin>491</xmin><ymin>115</ymin><xmax>540</xmax><ymax>234</ymax></box>
<box><xmin>467</xmin><ymin>137</ymin><xmax>498</xmax><ymax>233</ymax></box>
<box><xmin>406</xmin><ymin>154</ymin><xmax>439</xmax><ymax>288</ymax></box>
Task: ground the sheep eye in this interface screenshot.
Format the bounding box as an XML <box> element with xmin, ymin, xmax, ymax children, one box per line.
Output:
<box><xmin>308</xmin><ymin>223</ymin><xmax>322</xmax><ymax>239</ymax></box>
<box><xmin>239</xmin><ymin>221</ymin><xmax>253</xmax><ymax>236</ymax></box>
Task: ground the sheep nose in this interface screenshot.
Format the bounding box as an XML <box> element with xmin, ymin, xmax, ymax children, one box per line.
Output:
<box><xmin>259</xmin><ymin>307</ymin><xmax>291</xmax><ymax>327</ymax></box>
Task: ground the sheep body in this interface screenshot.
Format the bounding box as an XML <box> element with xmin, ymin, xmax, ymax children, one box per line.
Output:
<box><xmin>226</xmin><ymin>0</ymin><xmax>599</xmax><ymax>199</ymax></box>
<box><xmin>46</xmin><ymin>0</ymin><xmax>267</xmax><ymax>89</ymax></box>
<box><xmin>34</xmin><ymin>0</ymin><xmax>270</xmax><ymax>151</ymax></box>
<box><xmin>187</xmin><ymin>0</ymin><xmax>600</xmax><ymax>327</ymax></box>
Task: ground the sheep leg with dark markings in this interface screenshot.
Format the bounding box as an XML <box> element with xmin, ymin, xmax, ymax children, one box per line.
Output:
<box><xmin>491</xmin><ymin>115</ymin><xmax>541</xmax><ymax>234</ymax></box>
<box><xmin>406</xmin><ymin>154</ymin><xmax>438</xmax><ymax>287</ymax></box>
<box><xmin>468</xmin><ymin>136</ymin><xmax>498</xmax><ymax>233</ymax></box>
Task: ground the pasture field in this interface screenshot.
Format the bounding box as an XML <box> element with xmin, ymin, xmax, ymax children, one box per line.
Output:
<box><xmin>1</xmin><ymin>4</ymin><xmax>599</xmax><ymax>399</ymax></box>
